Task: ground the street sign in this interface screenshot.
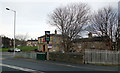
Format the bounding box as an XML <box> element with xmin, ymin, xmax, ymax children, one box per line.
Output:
<box><xmin>45</xmin><ymin>31</ymin><xmax>50</xmax><ymax>42</ymax></box>
<box><xmin>48</xmin><ymin>44</ymin><xmax>52</xmax><ymax>49</ymax></box>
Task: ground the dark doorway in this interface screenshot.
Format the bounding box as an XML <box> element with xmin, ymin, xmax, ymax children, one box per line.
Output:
<box><xmin>43</xmin><ymin>45</ymin><xmax>45</xmax><ymax>52</ymax></box>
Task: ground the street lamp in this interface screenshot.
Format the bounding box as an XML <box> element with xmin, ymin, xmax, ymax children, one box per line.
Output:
<box><xmin>6</xmin><ymin>8</ymin><xmax>16</xmax><ymax>55</ymax></box>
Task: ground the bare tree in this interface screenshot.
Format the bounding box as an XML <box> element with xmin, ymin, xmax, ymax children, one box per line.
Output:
<box><xmin>90</xmin><ymin>6</ymin><xmax>118</xmax><ymax>50</ymax></box>
<box><xmin>16</xmin><ymin>33</ymin><xmax>29</xmax><ymax>46</ymax></box>
<box><xmin>48</xmin><ymin>3</ymin><xmax>90</xmax><ymax>52</ymax></box>
<box><xmin>117</xmin><ymin>2</ymin><xmax>120</xmax><ymax>50</ymax></box>
<box><xmin>115</xmin><ymin>25</ymin><xmax>119</xmax><ymax>50</ymax></box>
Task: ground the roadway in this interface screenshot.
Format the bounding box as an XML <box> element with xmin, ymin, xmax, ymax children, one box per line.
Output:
<box><xmin>0</xmin><ymin>52</ymin><xmax>119</xmax><ymax>73</ymax></box>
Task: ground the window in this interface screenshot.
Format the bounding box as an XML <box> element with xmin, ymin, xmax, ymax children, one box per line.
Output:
<box><xmin>54</xmin><ymin>38</ymin><xmax>56</xmax><ymax>42</ymax></box>
<box><xmin>91</xmin><ymin>44</ymin><xmax>95</xmax><ymax>48</ymax></box>
<box><xmin>43</xmin><ymin>38</ymin><xmax>45</xmax><ymax>41</ymax></box>
<box><xmin>40</xmin><ymin>39</ymin><xmax>42</xmax><ymax>43</ymax></box>
<box><xmin>54</xmin><ymin>45</ymin><xmax>56</xmax><ymax>50</ymax></box>
<box><xmin>78</xmin><ymin>44</ymin><xmax>81</xmax><ymax>48</ymax></box>
<box><xmin>39</xmin><ymin>46</ymin><xmax>42</xmax><ymax>50</ymax></box>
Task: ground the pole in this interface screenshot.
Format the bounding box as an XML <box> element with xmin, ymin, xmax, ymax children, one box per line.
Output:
<box><xmin>47</xmin><ymin>41</ymin><xmax>49</xmax><ymax>60</ymax></box>
<box><xmin>6</xmin><ymin>8</ymin><xmax>16</xmax><ymax>55</ymax></box>
<box><xmin>13</xmin><ymin>11</ymin><xmax>16</xmax><ymax>55</ymax></box>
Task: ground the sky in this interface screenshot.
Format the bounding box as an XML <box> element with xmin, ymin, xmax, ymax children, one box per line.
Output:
<box><xmin>0</xmin><ymin>0</ymin><xmax>118</xmax><ymax>40</ymax></box>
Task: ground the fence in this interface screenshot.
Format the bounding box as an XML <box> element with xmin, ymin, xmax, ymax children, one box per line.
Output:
<box><xmin>15</xmin><ymin>52</ymin><xmax>37</xmax><ymax>59</ymax></box>
<box><xmin>84</xmin><ymin>49</ymin><xmax>120</xmax><ymax>64</ymax></box>
<box><xmin>15</xmin><ymin>50</ymin><xmax>120</xmax><ymax>65</ymax></box>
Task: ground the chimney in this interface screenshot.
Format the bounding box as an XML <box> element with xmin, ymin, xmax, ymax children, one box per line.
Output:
<box><xmin>88</xmin><ymin>32</ymin><xmax>92</xmax><ymax>38</ymax></box>
<box><xmin>55</xmin><ymin>30</ymin><xmax>57</xmax><ymax>34</ymax></box>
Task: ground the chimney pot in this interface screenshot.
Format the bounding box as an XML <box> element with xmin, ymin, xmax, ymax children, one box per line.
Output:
<box><xmin>88</xmin><ymin>32</ymin><xmax>92</xmax><ymax>38</ymax></box>
<box><xmin>55</xmin><ymin>30</ymin><xmax>57</xmax><ymax>34</ymax></box>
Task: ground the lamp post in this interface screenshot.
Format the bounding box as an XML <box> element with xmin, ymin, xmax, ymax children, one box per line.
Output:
<box><xmin>6</xmin><ymin>8</ymin><xmax>16</xmax><ymax>55</ymax></box>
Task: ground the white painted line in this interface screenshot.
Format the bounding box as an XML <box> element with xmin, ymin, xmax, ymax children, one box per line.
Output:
<box><xmin>0</xmin><ymin>63</ymin><xmax>36</xmax><ymax>72</ymax></box>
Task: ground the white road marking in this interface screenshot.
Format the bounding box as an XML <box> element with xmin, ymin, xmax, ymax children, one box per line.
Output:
<box><xmin>0</xmin><ymin>63</ymin><xmax>36</xmax><ymax>72</ymax></box>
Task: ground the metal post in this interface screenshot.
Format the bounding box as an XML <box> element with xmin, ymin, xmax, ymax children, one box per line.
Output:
<box><xmin>13</xmin><ymin>11</ymin><xmax>16</xmax><ymax>55</ymax></box>
<box><xmin>6</xmin><ymin>8</ymin><xmax>16</xmax><ymax>55</ymax></box>
<box><xmin>47</xmin><ymin>48</ymin><xmax>49</xmax><ymax>60</ymax></box>
<box><xmin>47</xmin><ymin>41</ymin><xmax>49</xmax><ymax>60</ymax></box>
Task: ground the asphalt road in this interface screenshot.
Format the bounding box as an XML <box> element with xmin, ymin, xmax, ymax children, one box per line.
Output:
<box><xmin>0</xmin><ymin>52</ymin><xmax>119</xmax><ymax>73</ymax></box>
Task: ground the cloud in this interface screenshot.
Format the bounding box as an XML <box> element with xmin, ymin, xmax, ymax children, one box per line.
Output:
<box><xmin>1</xmin><ymin>0</ymin><xmax>119</xmax><ymax>3</ymax></box>
<box><xmin>0</xmin><ymin>0</ymin><xmax>118</xmax><ymax>39</ymax></box>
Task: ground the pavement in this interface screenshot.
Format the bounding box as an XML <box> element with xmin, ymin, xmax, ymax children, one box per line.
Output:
<box><xmin>0</xmin><ymin>52</ymin><xmax>120</xmax><ymax>73</ymax></box>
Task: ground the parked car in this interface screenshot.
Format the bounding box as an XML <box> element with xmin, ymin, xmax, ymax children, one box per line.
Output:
<box><xmin>14</xmin><ymin>48</ymin><xmax>21</xmax><ymax>52</ymax></box>
<box><xmin>8</xmin><ymin>49</ymin><xmax>14</xmax><ymax>52</ymax></box>
<box><xmin>8</xmin><ymin>48</ymin><xmax>22</xmax><ymax>52</ymax></box>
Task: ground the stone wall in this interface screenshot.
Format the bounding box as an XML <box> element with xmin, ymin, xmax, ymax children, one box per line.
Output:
<box><xmin>49</xmin><ymin>52</ymin><xmax>84</xmax><ymax>64</ymax></box>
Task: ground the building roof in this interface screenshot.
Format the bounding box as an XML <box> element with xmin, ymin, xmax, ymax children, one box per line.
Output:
<box><xmin>38</xmin><ymin>34</ymin><xmax>62</xmax><ymax>38</ymax></box>
<box><xmin>27</xmin><ymin>40</ymin><xmax>38</xmax><ymax>42</ymax></box>
<box><xmin>73</xmin><ymin>36</ymin><xmax>109</xmax><ymax>43</ymax></box>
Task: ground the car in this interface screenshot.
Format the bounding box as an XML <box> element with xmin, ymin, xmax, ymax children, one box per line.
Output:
<box><xmin>14</xmin><ymin>48</ymin><xmax>21</xmax><ymax>52</ymax></box>
<box><xmin>8</xmin><ymin>49</ymin><xmax>14</xmax><ymax>52</ymax></box>
<box><xmin>8</xmin><ymin>48</ymin><xmax>21</xmax><ymax>52</ymax></box>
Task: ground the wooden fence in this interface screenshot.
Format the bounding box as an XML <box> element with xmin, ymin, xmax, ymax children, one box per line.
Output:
<box><xmin>84</xmin><ymin>49</ymin><xmax>120</xmax><ymax>64</ymax></box>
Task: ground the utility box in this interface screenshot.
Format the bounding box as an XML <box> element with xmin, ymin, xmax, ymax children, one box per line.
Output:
<box><xmin>36</xmin><ymin>52</ymin><xmax>47</xmax><ymax>60</ymax></box>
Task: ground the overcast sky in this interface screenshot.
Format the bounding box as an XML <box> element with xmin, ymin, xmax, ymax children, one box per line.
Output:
<box><xmin>0</xmin><ymin>0</ymin><xmax>118</xmax><ymax>40</ymax></box>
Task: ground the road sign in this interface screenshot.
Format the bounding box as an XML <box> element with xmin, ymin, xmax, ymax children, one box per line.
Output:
<box><xmin>45</xmin><ymin>31</ymin><xmax>50</xmax><ymax>42</ymax></box>
<box><xmin>48</xmin><ymin>44</ymin><xmax>52</xmax><ymax>49</ymax></box>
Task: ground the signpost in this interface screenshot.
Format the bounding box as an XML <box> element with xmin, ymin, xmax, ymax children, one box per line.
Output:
<box><xmin>45</xmin><ymin>31</ymin><xmax>50</xmax><ymax>60</ymax></box>
<box><xmin>45</xmin><ymin>31</ymin><xmax>50</xmax><ymax>44</ymax></box>
<box><xmin>48</xmin><ymin>44</ymin><xmax>52</xmax><ymax>49</ymax></box>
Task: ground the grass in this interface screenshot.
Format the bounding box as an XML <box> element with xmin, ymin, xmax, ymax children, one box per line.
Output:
<box><xmin>1</xmin><ymin>47</ymin><xmax>13</xmax><ymax>52</ymax></box>
<box><xmin>17</xmin><ymin>46</ymin><xmax>37</xmax><ymax>52</ymax></box>
<box><xmin>1</xmin><ymin>46</ymin><xmax>37</xmax><ymax>52</ymax></box>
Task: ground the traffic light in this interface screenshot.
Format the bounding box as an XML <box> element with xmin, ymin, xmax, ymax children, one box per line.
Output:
<box><xmin>45</xmin><ymin>31</ymin><xmax>50</xmax><ymax>42</ymax></box>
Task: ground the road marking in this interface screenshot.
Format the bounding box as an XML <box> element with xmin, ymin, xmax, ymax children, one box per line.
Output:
<box><xmin>0</xmin><ymin>63</ymin><xmax>36</xmax><ymax>72</ymax></box>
